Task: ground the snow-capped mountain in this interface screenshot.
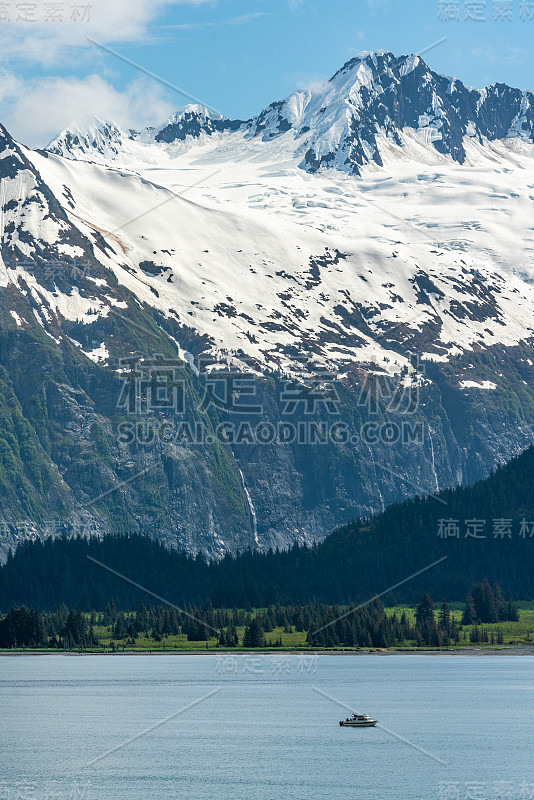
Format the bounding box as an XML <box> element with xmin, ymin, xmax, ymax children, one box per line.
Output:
<box><xmin>1</xmin><ymin>51</ymin><xmax>534</xmax><ymax>560</ymax></box>
<box><xmin>151</xmin><ymin>105</ymin><xmax>244</xmax><ymax>143</ymax></box>
<box><xmin>49</xmin><ymin>51</ymin><xmax>534</xmax><ymax>174</ymax></box>
<box><xmin>47</xmin><ymin>105</ymin><xmax>243</xmax><ymax>160</ymax></box>
<box><xmin>255</xmin><ymin>50</ymin><xmax>534</xmax><ymax>173</ymax></box>
<box><xmin>46</xmin><ymin>118</ymin><xmax>128</xmax><ymax>161</ymax></box>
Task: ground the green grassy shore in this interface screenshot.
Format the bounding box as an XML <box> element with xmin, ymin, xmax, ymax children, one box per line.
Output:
<box><xmin>2</xmin><ymin>605</ymin><xmax>534</xmax><ymax>654</ymax></box>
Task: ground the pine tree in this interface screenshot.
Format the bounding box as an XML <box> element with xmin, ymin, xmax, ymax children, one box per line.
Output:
<box><xmin>243</xmin><ymin>618</ymin><xmax>265</xmax><ymax>648</ymax></box>
<box><xmin>439</xmin><ymin>600</ymin><xmax>451</xmax><ymax>639</ymax></box>
<box><xmin>415</xmin><ymin>593</ymin><xmax>439</xmax><ymax>646</ymax></box>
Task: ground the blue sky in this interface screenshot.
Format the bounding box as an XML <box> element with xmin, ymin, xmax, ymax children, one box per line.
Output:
<box><xmin>1</xmin><ymin>0</ymin><xmax>533</xmax><ymax>146</ymax></box>
<box><xmin>124</xmin><ymin>0</ymin><xmax>534</xmax><ymax>117</ymax></box>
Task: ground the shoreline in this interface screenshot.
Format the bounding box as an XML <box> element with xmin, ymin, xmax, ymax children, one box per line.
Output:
<box><xmin>2</xmin><ymin>645</ymin><xmax>534</xmax><ymax>657</ymax></box>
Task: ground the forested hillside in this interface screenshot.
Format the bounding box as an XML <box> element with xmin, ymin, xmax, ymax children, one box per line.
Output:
<box><xmin>1</xmin><ymin>446</ymin><xmax>532</xmax><ymax>610</ymax></box>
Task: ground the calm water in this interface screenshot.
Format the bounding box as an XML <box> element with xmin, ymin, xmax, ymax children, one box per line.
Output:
<box><xmin>1</xmin><ymin>654</ymin><xmax>533</xmax><ymax>800</ymax></box>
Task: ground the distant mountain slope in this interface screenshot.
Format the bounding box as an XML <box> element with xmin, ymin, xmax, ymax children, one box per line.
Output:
<box><xmin>1</xmin><ymin>445</ymin><xmax>532</xmax><ymax>610</ymax></box>
<box><xmin>1</xmin><ymin>52</ymin><xmax>534</xmax><ymax>558</ymax></box>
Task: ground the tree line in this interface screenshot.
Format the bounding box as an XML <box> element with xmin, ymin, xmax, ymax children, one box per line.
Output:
<box><xmin>0</xmin><ymin>582</ymin><xmax>519</xmax><ymax>650</ymax></box>
<box><xmin>0</xmin><ymin>604</ymin><xmax>98</xmax><ymax>649</ymax></box>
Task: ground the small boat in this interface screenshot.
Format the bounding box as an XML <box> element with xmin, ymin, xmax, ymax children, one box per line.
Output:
<box><xmin>339</xmin><ymin>713</ymin><xmax>378</xmax><ymax>727</ymax></box>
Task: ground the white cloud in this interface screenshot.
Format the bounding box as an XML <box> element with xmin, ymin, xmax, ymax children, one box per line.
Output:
<box><xmin>0</xmin><ymin>0</ymin><xmax>212</xmax><ymax>64</ymax></box>
<box><xmin>0</xmin><ymin>0</ymin><xmax>217</xmax><ymax>147</ymax></box>
<box><xmin>0</xmin><ymin>72</ymin><xmax>22</xmax><ymax>103</ymax></box>
<box><xmin>1</xmin><ymin>73</ymin><xmax>176</xmax><ymax>147</ymax></box>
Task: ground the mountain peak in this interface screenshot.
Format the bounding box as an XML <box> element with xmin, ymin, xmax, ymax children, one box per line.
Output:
<box><xmin>47</xmin><ymin>117</ymin><xmax>126</xmax><ymax>160</ymax></box>
<box><xmin>331</xmin><ymin>49</ymin><xmax>424</xmax><ymax>82</ymax></box>
<box><xmin>153</xmin><ymin>104</ymin><xmax>244</xmax><ymax>144</ymax></box>
<box><xmin>166</xmin><ymin>104</ymin><xmax>225</xmax><ymax>123</ymax></box>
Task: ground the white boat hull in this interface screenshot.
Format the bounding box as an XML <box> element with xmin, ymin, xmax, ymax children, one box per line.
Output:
<box><xmin>340</xmin><ymin>720</ymin><xmax>378</xmax><ymax>727</ymax></box>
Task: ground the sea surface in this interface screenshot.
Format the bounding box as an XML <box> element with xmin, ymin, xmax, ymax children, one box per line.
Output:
<box><xmin>1</xmin><ymin>653</ymin><xmax>533</xmax><ymax>800</ymax></box>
